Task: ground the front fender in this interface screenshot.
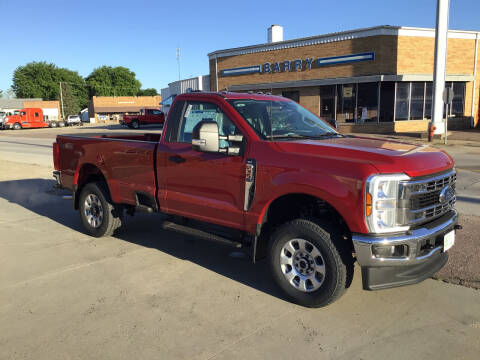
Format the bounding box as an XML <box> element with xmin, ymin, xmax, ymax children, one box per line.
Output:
<box><xmin>249</xmin><ymin>168</ymin><xmax>370</xmax><ymax>235</ymax></box>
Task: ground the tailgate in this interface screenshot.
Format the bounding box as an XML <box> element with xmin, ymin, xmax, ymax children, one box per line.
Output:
<box><xmin>56</xmin><ymin>135</ymin><xmax>158</xmax><ymax>206</ymax></box>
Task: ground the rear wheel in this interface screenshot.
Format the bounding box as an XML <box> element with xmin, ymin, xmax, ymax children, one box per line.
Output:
<box><xmin>268</xmin><ymin>218</ymin><xmax>352</xmax><ymax>307</ymax></box>
<box><xmin>131</xmin><ymin>120</ymin><xmax>139</xmax><ymax>129</ymax></box>
<box><xmin>13</xmin><ymin>123</ymin><xmax>21</xmax><ymax>130</ymax></box>
<box><xmin>49</xmin><ymin>121</ymin><xmax>57</xmax><ymax>128</ymax></box>
<box><xmin>58</xmin><ymin>121</ymin><xmax>65</xmax><ymax>127</ymax></box>
<box><xmin>78</xmin><ymin>182</ymin><xmax>123</xmax><ymax>237</ymax></box>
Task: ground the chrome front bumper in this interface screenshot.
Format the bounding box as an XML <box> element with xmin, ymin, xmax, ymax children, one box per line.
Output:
<box><xmin>352</xmin><ymin>210</ymin><xmax>458</xmax><ymax>267</ymax></box>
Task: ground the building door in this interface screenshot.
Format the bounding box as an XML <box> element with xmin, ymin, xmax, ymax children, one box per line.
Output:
<box><xmin>320</xmin><ymin>85</ymin><xmax>336</xmax><ymax>121</ymax></box>
<box><xmin>336</xmin><ymin>84</ymin><xmax>356</xmax><ymax>123</ymax></box>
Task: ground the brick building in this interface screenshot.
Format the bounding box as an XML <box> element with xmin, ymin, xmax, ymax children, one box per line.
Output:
<box><xmin>208</xmin><ymin>25</ymin><xmax>480</xmax><ymax>133</ymax></box>
<box><xmin>88</xmin><ymin>95</ymin><xmax>162</xmax><ymax>122</ymax></box>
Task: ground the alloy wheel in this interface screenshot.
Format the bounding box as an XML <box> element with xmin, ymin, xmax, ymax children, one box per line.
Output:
<box><xmin>279</xmin><ymin>238</ymin><xmax>326</xmax><ymax>292</ymax></box>
<box><xmin>84</xmin><ymin>194</ymin><xmax>104</xmax><ymax>228</ymax></box>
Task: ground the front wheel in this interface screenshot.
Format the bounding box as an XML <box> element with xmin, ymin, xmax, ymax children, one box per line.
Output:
<box><xmin>268</xmin><ymin>219</ymin><xmax>352</xmax><ymax>307</ymax></box>
<box><xmin>78</xmin><ymin>182</ymin><xmax>123</xmax><ymax>237</ymax></box>
<box><xmin>13</xmin><ymin>123</ymin><xmax>22</xmax><ymax>130</ymax></box>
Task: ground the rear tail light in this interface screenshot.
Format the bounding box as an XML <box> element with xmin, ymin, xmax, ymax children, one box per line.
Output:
<box><xmin>53</xmin><ymin>142</ymin><xmax>60</xmax><ymax>170</ymax></box>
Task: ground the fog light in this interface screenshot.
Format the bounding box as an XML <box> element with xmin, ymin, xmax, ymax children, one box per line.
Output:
<box><xmin>372</xmin><ymin>244</ymin><xmax>408</xmax><ymax>258</ymax></box>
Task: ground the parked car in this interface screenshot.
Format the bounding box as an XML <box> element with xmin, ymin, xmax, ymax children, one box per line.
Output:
<box><xmin>53</xmin><ymin>91</ymin><xmax>459</xmax><ymax>307</ymax></box>
<box><xmin>121</xmin><ymin>108</ymin><xmax>165</xmax><ymax>129</ymax></box>
<box><xmin>66</xmin><ymin>114</ymin><xmax>82</xmax><ymax>126</ymax></box>
<box><xmin>0</xmin><ymin>111</ymin><xmax>7</xmax><ymax>127</ymax></box>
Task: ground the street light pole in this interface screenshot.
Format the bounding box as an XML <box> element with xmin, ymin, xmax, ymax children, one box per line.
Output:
<box><xmin>59</xmin><ymin>82</ymin><xmax>65</xmax><ymax>121</ymax></box>
<box><xmin>432</xmin><ymin>0</ymin><xmax>450</xmax><ymax>135</ymax></box>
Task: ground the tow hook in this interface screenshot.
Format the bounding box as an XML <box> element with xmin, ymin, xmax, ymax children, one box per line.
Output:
<box><xmin>454</xmin><ymin>224</ymin><xmax>462</xmax><ymax>230</ymax></box>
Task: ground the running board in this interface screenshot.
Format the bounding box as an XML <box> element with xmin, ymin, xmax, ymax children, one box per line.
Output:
<box><xmin>161</xmin><ymin>221</ymin><xmax>242</xmax><ymax>248</ymax></box>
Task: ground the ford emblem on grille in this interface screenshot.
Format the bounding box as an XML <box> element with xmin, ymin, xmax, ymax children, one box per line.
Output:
<box><xmin>439</xmin><ymin>185</ymin><xmax>455</xmax><ymax>204</ymax></box>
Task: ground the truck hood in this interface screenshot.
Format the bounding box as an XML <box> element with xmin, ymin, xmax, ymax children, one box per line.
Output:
<box><xmin>4</xmin><ymin>115</ymin><xmax>19</xmax><ymax>124</ymax></box>
<box><xmin>273</xmin><ymin>136</ymin><xmax>454</xmax><ymax>177</ymax></box>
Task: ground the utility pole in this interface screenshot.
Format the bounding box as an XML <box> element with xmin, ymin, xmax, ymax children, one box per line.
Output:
<box><xmin>59</xmin><ymin>82</ymin><xmax>65</xmax><ymax>121</ymax></box>
<box><xmin>432</xmin><ymin>0</ymin><xmax>450</xmax><ymax>136</ymax></box>
<box><xmin>176</xmin><ymin>48</ymin><xmax>181</xmax><ymax>81</ymax></box>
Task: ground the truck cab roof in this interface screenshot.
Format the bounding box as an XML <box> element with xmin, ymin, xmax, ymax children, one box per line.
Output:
<box><xmin>175</xmin><ymin>91</ymin><xmax>289</xmax><ymax>102</ymax></box>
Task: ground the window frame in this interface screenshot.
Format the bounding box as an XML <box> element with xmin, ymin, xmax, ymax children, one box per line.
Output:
<box><xmin>172</xmin><ymin>100</ymin><xmax>241</xmax><ymax>145</ymax></box>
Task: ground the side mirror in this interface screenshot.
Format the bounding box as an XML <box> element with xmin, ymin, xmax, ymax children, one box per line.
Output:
<box><xmin>192</xmin><ymin>121</ymin><xmax>220</xmax><ymax>153</ymax></box>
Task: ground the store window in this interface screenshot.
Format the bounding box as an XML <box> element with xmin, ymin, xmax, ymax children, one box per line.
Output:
<box><xmin>425</xmin><ymin>82</ymin><xmax>433</xmax><ymax>119</ymax></box>
<box><xmin>282</xmin><ymin>91</ymin><xmax>299</xmax><ymax>103</ymax></box>
<box><xmin>357</xmin><ymin>82</ymin><xmax>378</xmax><ymax>122</ymax></box>
<box><xmin>410</xmin><ymin>82</ymin><xmax>425</xmax><ymax>120</ymax></box>
<box><xmin>395</xmin><ymin>82</ymin><xmax>410</xmax><ymax>121</ymax></box>
<box><xmin>451</xmin><ymin>82</ymin><xmax>465</xmax><ymax>116</ymax></box>
<box><xmin>336</xmin><ymin>84</ymin><xmax>356</xmax><ymax>123</ymax></box>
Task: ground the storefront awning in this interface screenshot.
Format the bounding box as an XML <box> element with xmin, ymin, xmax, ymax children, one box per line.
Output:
<box><xmin>227</xmin><ymin>74</ymin><xmax>475</xmax><ymax>91</ymax></box>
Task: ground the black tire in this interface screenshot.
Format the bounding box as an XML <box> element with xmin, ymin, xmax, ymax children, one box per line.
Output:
<box><xmin>13</xmin><ymin>123</ymin><xmax>22</xmax><ymax>130</ymax></box>
<box><xmin>131</xmin><ymin>120</ymin><xmax>139</xmax><ymax>129</ymax></box>
<box><xmin>268</xmin><ymin>218</ymin><xmax>352</xmax><ymax>307</ymax></box>
<box><xmin>78</xmin><ymin>182</ymin><xmax>123</xmax><ymax>237</ymax></box>
<box><xmin>58</xmin><ymin>121</ymin><xmax>65</xmax><ymax>127</ymax></box>
<box><xmin>49</xmin><ymin>121</ymin><xmax>57</xmax><ymax>128</ymax></box>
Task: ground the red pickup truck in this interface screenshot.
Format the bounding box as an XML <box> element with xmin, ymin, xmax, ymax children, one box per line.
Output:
<box><xmin>53</xmin><ymin>91</ymin><xmax>459</xmax><ymax>307</ymax></box>
<box><xmin>121</xmin><ymin>108</ymin><xmax>164</xmax><ymax>129</ymax></box>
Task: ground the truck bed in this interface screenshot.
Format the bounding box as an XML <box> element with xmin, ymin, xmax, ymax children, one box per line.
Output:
<box><xmin>56</xmin><ymin>133</ymin><xmax>161</xmax><ymax>206</ymax></box>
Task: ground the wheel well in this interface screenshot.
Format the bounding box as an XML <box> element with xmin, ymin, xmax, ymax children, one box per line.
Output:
<box><xmin>74</xmin><ymin>164</ymin><xmax>108</xmax><ymax>209</ymax></box>
<box><xmin>254</xmin><ymin>194</ymin><xmax>351</xmax><ymax>261</ymax></box>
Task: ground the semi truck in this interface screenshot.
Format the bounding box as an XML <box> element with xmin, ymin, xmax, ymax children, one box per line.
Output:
<box><xmin>53</xmin><ymin>91</ymin><xmax>459</xmax><ymax>307</ymax></box>
<box><xmin>2</xmin><ymin>108</ymin><xmax>64</xmax><ymax>129</ymax></box>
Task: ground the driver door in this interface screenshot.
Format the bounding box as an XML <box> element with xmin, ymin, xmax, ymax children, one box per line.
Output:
<box><xmin>160</xmin><ymin>99</ymin><xmax>246</xmax><ymax>229</ymax></box>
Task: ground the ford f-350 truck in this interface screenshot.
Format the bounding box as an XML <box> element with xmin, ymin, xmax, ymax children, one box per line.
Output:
<box><xmin>53</xmin><ymin>91</ymin><xmax>459</xmax><ymax>307</ymax></box>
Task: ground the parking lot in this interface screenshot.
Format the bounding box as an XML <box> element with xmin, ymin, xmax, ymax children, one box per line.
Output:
<box><xmin>1</xmin><ymin>126</ymin><xmax>480</xmax><ymax>359</ymax></box>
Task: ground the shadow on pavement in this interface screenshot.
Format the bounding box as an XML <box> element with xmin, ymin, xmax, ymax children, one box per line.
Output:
<box><xmin>456</xmin><ymin>195</ymin><xmax>480</xmax><ymax>204</ymax></box>
<box><xmin>0</xmin><ymin>178</ymin><xmax>285</xmax><ymax>302</ymax></box>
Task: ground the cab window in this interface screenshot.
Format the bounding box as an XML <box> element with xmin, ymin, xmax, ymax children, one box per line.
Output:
<box><xmin>177</xmin><ymin>101</ymin><xmax>238</xmax><ymax>146</ymax></box>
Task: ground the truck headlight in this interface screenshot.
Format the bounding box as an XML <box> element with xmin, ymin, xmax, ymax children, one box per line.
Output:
<box><xmin>365</xmin><ymin>174</ymin><xmax>410</xmax><ymax>234</ymax></box>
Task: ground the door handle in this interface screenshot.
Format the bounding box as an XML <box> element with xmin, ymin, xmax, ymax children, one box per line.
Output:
<box><xmin>169</xmin><ymin>155</ymin><xmax>185</xmax><ymax>164</ymax></box>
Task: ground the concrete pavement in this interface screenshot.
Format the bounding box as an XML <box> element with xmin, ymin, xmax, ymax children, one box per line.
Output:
<box><xmin>0</xmin><ymin>161</ymin><xmax>479</xmax><ymax>360</ymax></box>
<box><xmin>1</xmin><ymin>126</ymin><xmax>480</xmax><ymax>359</ymax></box>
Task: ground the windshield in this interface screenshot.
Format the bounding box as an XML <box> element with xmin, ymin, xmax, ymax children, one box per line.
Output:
<box><xmin>228</xmin><ymin>99</ymin><xmax>339</xmax><ymax>140</ymax></box>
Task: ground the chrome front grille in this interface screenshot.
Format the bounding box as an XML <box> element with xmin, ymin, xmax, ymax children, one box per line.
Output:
<box><xmin>398</xmin><ymin>170</ymin><xmax>456</xmax><ymax>226</ymax></box>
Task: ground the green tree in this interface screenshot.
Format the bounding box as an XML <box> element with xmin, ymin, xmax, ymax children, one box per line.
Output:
<box><xmin>137</xmin><ymin>88</ymin><xmax>158</xmax><ymax>96</ymax></box>
<box><xmin>12</xmin><ymin>62</ymin><xmax>88</xmax><ymax>111</ymax></box>
<box><xmin>86</xmin><ymin>66</ymin><xmax>141</xmax><ymax>97</ymax></box>
<box><xmin>61</xmin><ymin>82</ymin><xmax>81</xmax><ymax>117</ymax></box>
